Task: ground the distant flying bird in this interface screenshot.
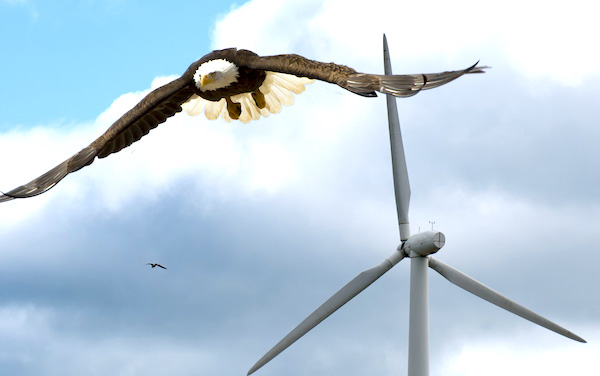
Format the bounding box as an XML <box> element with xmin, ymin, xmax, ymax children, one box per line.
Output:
<box><xmin>0</xmin><ymin>48</ymin><xmax>486</xmax><ymax>202</ymax></box>
<box><xmin>146</xmin><ymin>263</ymin><xmax>167</xmax><ymax>269</ymax></box>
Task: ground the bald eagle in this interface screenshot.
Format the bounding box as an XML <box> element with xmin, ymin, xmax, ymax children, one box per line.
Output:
<box><xmin>0</xmin><ymin>48</ymin><xmax>486</xmax><ymax>202</ymax></box>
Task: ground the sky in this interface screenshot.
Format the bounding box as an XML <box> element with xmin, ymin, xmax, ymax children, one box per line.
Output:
<box><xmin>1</xmin><ymin>0</ymin><xmax>599</xmax><ymax>375</ymax></box>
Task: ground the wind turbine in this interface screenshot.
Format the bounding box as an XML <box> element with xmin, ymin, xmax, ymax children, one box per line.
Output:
<box><xmin>248</xmin><ymin>35</ymin><xmax>586</xmax><ymax>376</ymax></box>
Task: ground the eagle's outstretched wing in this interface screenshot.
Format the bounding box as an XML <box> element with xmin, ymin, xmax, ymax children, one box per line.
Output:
<box><xmin>1</xmin><ymin>50</ymin><xmax>486</xmax><ymax>202</ymax></box>
<box><xmin>0</xmin><ymin>74</ymin><xmax>196</xmax><ymax>202</ymax></box>
<box><xmin>238</xmin><ymin>53</ymin><xmax>486</xmax><ymax>97</ymax></box>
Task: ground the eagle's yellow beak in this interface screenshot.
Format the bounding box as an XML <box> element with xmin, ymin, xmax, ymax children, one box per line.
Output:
<box><xmin>200</xmin><ymin>74</ymin><xmax>216</xmax><ymax>88</ymax></box>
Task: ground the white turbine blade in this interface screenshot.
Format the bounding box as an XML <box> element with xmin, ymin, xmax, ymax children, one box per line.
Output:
<box><xmin>248</xmin><ymin>250</ymin><xmax>405</xmax><ymax>375</ymax></box>
<box><xmin>428</xmin><ymin>257</ymin><xmax>586</xmax><ymax>343</ymax></box>
<box><xmin>383</xmin><ymin>34</ymin><xmax>411</xmax><ymax>241</ymax></box>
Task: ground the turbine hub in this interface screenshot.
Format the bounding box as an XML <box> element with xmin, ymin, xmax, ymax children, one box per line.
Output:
<box><xmin>403</xmin><ymin>231</ymin><xmax>445</xmax><ymax>257</ymax></box>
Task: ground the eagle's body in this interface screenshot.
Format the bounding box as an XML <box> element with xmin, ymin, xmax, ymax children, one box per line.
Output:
<box><xmin>0</xmin><ymin>48</ymin><xmax>486</xmax><ymax>202</ymax></box>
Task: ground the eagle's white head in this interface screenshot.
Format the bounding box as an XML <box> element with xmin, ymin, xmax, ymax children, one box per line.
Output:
<box><xmin>194</xmin><ymin>59</ymin><xmax>239</xmax><ymax>91</ymax></box>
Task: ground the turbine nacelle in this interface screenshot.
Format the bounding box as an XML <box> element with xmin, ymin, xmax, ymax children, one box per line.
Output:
<box><xmin>402</xmin><ymin>230</ymin><xmax>445</xmax><ymax>257</ymax></box>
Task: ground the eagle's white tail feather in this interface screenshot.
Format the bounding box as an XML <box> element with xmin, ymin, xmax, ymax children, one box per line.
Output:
<box><xmin>263</xmin><ymin>91</ymin><xmax>281</xmax><ymax>114</ymax></box>
<box><xmin>204</xmin><ymin>98</ymin><xmax>226</xmax><ymax>120</ymax></box>
<box><xmin>181</xmin><ymin>94</ymin><xmax>206</xmax><ymax>116</ymax></box>
<box><xmin>246</xmin><ymin>96</ymin><xmax>263</xmax><ymax>121</ymax></box>
<box><xmin>270</xmin><ymin>84</ymin><xmax>295</xmax><ymax>106</ymax></box>
<box><xmin>260</xmin><ymin>74</ymin><xmax>275</xmax><ymax>94</ymax></box>
<box><xmin>232</xmin><ymin>93</ymin><xmax>262</xmax><ymax>123</ymax></box>
<box><xmin>220</xmin><ymin>104</ymin><xmax>233</xmax><ymax>122</ymax></box>
<box><xmin>270</xmin><ymin>72</ymin><xmax>313</xmax><ymax>94</ymax></box>
<box><xmin>181</xmin><ymin>71</ymin><xmax>312</xmax><ymax>122</ymax></box>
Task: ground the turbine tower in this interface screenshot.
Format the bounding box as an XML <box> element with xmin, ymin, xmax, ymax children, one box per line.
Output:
<box><xmin>248</xmin><ymin>35</ymin><xmax>585</xmax><ymax>376</ymax></box>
